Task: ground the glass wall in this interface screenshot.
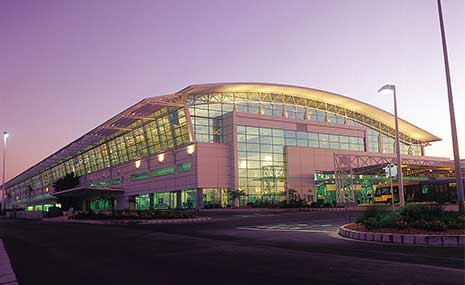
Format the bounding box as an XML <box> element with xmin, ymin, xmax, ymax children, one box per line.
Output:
<box><xmin>203</xmin><ymin>188</ymin><xmax>228</xmax><ymax>208</ymax></box>
<box><xmin>9</xmin><ymin>107</ymin><xmax>191</xmax><ymax>201</ymax></box>
<box><xmin>237</xmin><ymin>125</ymin><xmax>365</xmax><ymax>204</ymax></box>
<box><xmin>187</xmin><ymin>93</ymin><xmax>423</xmax><ymax>156</ymax></box>
<box><xmin>153</xmin><ymin>192</ymin><xmax>177</xmax><ymax>209</ymax></box>
<box><xmin>135</xmin><ymin>194</ymin><xmax>150</xmax><ymax>210</ymax></box>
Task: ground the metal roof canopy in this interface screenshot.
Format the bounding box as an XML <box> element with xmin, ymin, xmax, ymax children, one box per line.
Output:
<box><xmin>182</xmin><ymin>82</ymin><xmax>440</xmax><ymax>143</ymax></box>
<box><xmin>52</xmin><ymin>187</ymin><xmax>125</xmax><ymax>198</ymax></box>
<box><xmin>6</xmin><ymin>94</ymin><xmax>183</xmax><ymax>187</ymax></box>
<box><xmin>334</xmin><ymin>152</ymin><xmax>457</xmax><ymax>204</ymax></box>
<box><xmin>7</xmin><ymin>82</ymin><xmax>441</xmax><ymax>188</ymax></box>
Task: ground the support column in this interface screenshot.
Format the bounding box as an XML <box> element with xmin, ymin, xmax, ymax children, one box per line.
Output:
<box><xmin>149</xmin><ymin>193</ymin><xmax>154</xmax><ymax>209</ymax></box>
<box><xmin>196</xmin><ymin>188</ymin><xmax>203</xmax><ymax>209</ymax></box>
<box><xmin>176</xmin><ymin>191</ymin><xmax>182</xmax><ymax>209</ymax></box>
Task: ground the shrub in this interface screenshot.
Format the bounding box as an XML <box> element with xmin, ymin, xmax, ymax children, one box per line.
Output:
<box><xmin>362</xmin><ymin>212</ymin><xmax>406</xmax><ymax>229</ymax></box>
<box><xmin>411</xmin><ymin>220</ymin><xmax>448</xmax><ymax>232</ymax></box>
<box><xmin>357</xmin><ymin>207</ymin><xmax>382</xmax><ymax>223</ymax></box>
<box><xmin>358</xmin><ymin>204</ymin><xmax>463</xmax><ymax>232</ymax></box>
<box><xmin>399</xmin><ymin>204</ymin><xmax>444</xmax><ymax>223</ymax></box>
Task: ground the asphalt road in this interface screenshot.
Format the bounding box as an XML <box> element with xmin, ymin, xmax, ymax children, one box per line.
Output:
<box><xmin>0</xmin><ymin>210</ymin><xmax>464</xmax><ymax>285</ymax></box>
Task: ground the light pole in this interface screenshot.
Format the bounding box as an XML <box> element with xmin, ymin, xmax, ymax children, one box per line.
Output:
<box><xmin>378</xmin><ymin>85</ymin><xmax>405</xmax><ymax>206</ymax></box>
<box><xmin>2</xmin><ymin>131</ymin><xmax>8</xmax><ymax>211</ymax></box>
<box><xmin>437</xmin><ymin>0</ymin><xmax>464</xmax><ymax>212</ymax></box>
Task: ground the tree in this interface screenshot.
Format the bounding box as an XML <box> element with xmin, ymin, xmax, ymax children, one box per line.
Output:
<box><xmin>53</xmin><ymin>172</ymin><xmax>80</xmax><ymax>192</ymax></box>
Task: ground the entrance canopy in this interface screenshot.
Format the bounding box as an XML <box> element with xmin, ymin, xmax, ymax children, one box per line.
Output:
<box><xmin>333</xmin><ymin>153</ymin><xmax>462</xmax><ymax>204</ymax></box>
<box><xmin>53</xmin><ymin>187</ymin><xmax>124</xmax><ymax>199</ymax></box>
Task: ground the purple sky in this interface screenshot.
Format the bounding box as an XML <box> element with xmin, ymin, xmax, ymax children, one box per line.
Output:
<box><xmin>1</xmin><ymin>0</ymin><xmax>464</xmax><ymax>181</ymax></box>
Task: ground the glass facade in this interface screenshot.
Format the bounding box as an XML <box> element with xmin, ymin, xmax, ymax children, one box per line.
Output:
<box><xmin>237</xmin><ymin>125</ymin><xmax>365</xmax><ymax>204</ymax></box>
<box><xmin>153</xmin><ymin>192</ymin><xmax>177</xmax><ymax>209</ymax></box>
<box><xmin>8</xmin><ymin>107</ymin><xmax>190</xmax><ymax>201</ymax></box>
<box><xmin>203</xmin><ymin>188</ymin><xmax>228</xmax><ymax>208</ymax></box>
<box><xmin>187</xmin><ymin>92</ymin><xmax>423</xmax><ymax>155</ymax></box>
<box><xmin>7</xmin><ymin>88</ymin><xmax>429</xmax><ymax>208</ymax></box>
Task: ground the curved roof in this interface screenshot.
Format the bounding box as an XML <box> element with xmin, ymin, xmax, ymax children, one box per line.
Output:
<box><xmin>6</xmin><ymin>82</ymin><xmax>439</xmax><ymax>188</ymax></box>
<box><xmin>179</xmin><ymin>82</ymin><xmax>440</xmax><ymax>143</ymax></box>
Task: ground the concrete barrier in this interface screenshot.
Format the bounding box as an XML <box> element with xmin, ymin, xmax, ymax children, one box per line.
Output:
<box><xmin>339</xmin><ymin>224</ymin><xmax>465</xmax><ymax>247</ymax></box>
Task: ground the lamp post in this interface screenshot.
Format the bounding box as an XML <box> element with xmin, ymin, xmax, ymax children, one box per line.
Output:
<box><xmin>2</xmin><ymin>132</ymin><xmax>8</xmax><ymax>211</ymax></box>
<box><xmin>378</xmin><ymin>85</ymin><xmax>405</xmax><ymax>206</ymax></box>
<box><xmin>437</xmin><ymin>0</ymin><xmax>464</xmax><ymax>212</ymax></box>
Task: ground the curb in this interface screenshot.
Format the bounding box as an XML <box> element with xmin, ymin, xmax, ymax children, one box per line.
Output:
<box><xmin>44</xmin><ymin>217</ymin><xmax>211</xmax><ymax>225</ymax></box>
<box><xmin>0</xmin><ymin>239</ymin><xmax>18</xmax><ymax>285</ymax></box>
<box><xmin>339</xmin><ymin>224</ymin><xmax>465</xmax><ymax>247</ymax></box>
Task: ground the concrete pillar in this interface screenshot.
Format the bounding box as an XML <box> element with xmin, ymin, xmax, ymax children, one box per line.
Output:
<box><xmin>149</xmin><ymin>193</ymin><xmax>154</xmax><ymax>210</ymax></box>
<box><xmin>176</xmin><ymin>191</ymin><xmax>182</xmax><ymax>209</ymax></box>
<box><xmin>196</xmin><ymin>188</ymin><xmax>203</xmax><ymax>209</ymax></box>
<box><xmin>117</xmin><ymin>195</ymin><xmax>130</xmax><ymax>210</ymax></box>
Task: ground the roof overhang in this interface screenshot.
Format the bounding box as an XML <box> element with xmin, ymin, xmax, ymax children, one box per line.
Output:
<box><xmin>180</xmin><ymin>82</ymin><xmax>441</xmax><ymax>143</ymax></box>
<box><xmin>7</xmin><ymin>82</ymin><xmax>441</xmax><ymax>188</ymax></box>
<box><xmin>52</xmin><ymin>187</ymin><xmax>125</xmax><ymax>198</ymax></box>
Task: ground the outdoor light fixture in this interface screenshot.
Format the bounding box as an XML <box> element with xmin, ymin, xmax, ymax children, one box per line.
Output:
<box><xmin>2</xmin><ymin>131</ymin><xmax>8</xmax><ymax>211</ymax></box>
<box><xmin>377</xmin><ymin>84</ymin><xmax>395</xmax><ymax>95</ymax></box>
<box><xmin>158</xmin><ymin>153</ymin><xmax>165</xmax><ymax>163</ymax></box>
<box><xmin>378</xmin><ymin>84</ymin><xmax>405</xmax><ymax>206</ymax></box>
<box><xmin>45</xmin><ymin>187</ymin><xmax>49</xmax><ymax>193</ymax></box>
<box><xmin>135</xmin><ymin>160</ymin><xmax>141</xmax><ymax>169</ymax></box>
<box><xmin>187</xmin><ymin>144</ymin><xmax>195</xmax><ymax>155</ymax></box>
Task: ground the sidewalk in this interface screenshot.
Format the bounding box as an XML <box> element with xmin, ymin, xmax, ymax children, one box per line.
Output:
<box><xmin>0</xmin><ymin>239</ymin><xmax>17</xmax><ymax>285</ymax></box>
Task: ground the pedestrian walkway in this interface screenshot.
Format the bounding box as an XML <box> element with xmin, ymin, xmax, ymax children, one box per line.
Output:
<box><xmin>0</xmin><ymin>239</ymin><xmax>17</xmax><ymax>285</ymax></box>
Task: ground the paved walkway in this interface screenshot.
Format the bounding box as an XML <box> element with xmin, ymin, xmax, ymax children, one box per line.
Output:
<box><xmin>0</xmin><ymin>239</ymin><xmax>17</xmax><ymax>285</ymax></box>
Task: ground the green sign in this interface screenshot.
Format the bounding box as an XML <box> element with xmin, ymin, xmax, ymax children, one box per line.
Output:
<box><xmin>177</xmin><ymin>162</ymin><xmax>192</xmax><ymax>172</ymax></box>
<box><xmin>152</xmin><ymin>166</ymin><xmax>175</xmax><ymax>177</ymax></box>
<box><xmin>130</xmin><ymin>172</ymin><xmax>149</xmax><ymax>181</ymax></box>
<box><xmin>89</xmin><ymin>181</ymin><xmax>110</xmax><ymax>188</ymax></box>
<box><xmin>111</xmin><ymin>178</ymin><xmax>122</xmax><ymax>185</ymax></box>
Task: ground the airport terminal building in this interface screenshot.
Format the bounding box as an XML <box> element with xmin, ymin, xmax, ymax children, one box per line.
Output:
<box><xmin>4</xmin><ymin>83</ymin><xmax>462</xmax><ymax>211</ymax></box>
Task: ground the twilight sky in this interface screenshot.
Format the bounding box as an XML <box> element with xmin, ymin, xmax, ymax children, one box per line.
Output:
<box><xmin>0</xmin><ymin>0</ymin><xmax>464</xmax><ymax>182</ymax></box>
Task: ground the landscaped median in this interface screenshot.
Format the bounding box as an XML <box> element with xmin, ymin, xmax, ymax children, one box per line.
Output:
<box><xmin>44</xmin><ymin>210</ymin><xmax>211</xmax><ymax>225</ymax></box>
<box><xmin>339</xmin><ymin>204</ymin><xmax>465</xmax><ymax>247</ymax></box>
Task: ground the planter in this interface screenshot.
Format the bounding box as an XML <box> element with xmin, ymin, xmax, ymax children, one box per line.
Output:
<box><xmin>339</xmin><ymin>223</ymin><xmax>465</xmax><ymax>247</ymax></box>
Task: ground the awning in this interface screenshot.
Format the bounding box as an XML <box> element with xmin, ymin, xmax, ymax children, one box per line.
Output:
<box><xmin>52</xmin><ymin>187</ymin><xmax>124</xmax><ymax>198</ymax></box>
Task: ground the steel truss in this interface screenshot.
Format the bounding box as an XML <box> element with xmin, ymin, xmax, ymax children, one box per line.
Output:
<box><xmin>334</xmin><ymin>153</ymin><xmax>455</xmax><ymax>204</ymax></box>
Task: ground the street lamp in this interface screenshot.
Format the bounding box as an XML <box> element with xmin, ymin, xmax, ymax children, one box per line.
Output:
<box><xmin>2</xmin><ymin>131</ymin><xmax>8</xmax><ymax>211</ymax></box>
<box><xmin>437</xmin><ymin>0</ymin><xmax>464</xmax><ymax>212</ymax></box>
<box><xmin>378</xmin><ymin>85</ymin><xmax>405</xmax><ymax>206</ymax></box>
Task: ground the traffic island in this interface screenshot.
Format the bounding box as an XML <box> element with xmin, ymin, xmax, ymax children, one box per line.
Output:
<box><xmin>339</xmin><ymin>223</ymin><xmax>465</xmax><ymax>246</ymax></box>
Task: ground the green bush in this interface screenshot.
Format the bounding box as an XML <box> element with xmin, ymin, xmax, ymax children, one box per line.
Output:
<box><xmin>399</xmin><ymin>204</ymin><xmax>444</xmax><ymax>223</ymax></box>
<box><xmin>357</xmin><ymin>204</ymin><xmax>464</xmax><ymax>232</ymax></box>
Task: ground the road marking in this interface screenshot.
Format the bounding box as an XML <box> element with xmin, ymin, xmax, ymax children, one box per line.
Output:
<box><xmin>237</xmin><ymin>227</ymin><xmax>332</xmax><ymax>233</ymax></box>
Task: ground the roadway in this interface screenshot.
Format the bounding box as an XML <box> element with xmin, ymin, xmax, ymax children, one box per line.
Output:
<box><xmin>0</xmin><ymin>210</ymin><xmax>463</xmax><ymax>284</ymax></box>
